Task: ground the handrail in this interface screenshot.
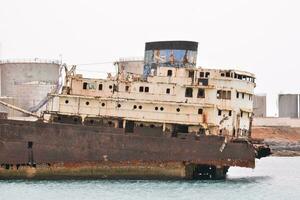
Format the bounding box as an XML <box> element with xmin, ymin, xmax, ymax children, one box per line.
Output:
<box><xmin>0</xmin><ymin>58</ymin><xmax>61</xmax><ymax>65</ymax></box>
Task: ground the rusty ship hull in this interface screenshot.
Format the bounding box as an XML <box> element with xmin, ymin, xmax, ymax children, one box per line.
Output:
<box><xmin>0</xmin><ymin>119</ymin><xmax>258</xmax><ymax>179</ymax></box>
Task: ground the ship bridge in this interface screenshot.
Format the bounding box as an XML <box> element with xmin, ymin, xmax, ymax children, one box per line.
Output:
<box><xmin>143</xmin><ymin>41</ymin><xmax>198</xmax><ymax>77</ymax></box>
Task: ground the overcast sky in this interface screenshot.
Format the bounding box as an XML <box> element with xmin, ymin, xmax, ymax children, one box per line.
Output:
<box><xmin>1</xmin><ymin>0</ymin><xmax>299</xmax><ymax>116</ymax></box>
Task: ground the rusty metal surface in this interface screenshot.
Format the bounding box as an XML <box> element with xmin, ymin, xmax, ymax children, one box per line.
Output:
<box><xmin>0</xmin><ymin>119</ymin><xmax>255</xmax><ymax>169</ymax></box>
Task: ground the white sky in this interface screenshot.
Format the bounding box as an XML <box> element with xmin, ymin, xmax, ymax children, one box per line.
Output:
<box><xmin>1</xmin><ymin>0</ymin><xmax>300</xmax><ymax>116</ymax></box>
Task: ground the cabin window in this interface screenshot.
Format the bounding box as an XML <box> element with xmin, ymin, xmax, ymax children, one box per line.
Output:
<box><xmin>83</xmin><ymin>82</ymin><xmax>88</xmax><ymax>89</ymax></box>
<box><xmin>160</xmin><ymin>107</ymin><xmax>164</xmax><ymax>111</ymax></box>
<box><xmin>242</xmin><ymin>93</ymin><xmax>245</xmax><ymax>99</ymax></box>
<box><xmin>221</xmin><ymin>73</ymin><xmax>225</xmax><ymax>77</ymax></box>
<box><xmin>166</xmin><ymin>88</ymin><xmax>170</xmax><ymax>94</ymax></box>
<box><xmin>226</xmin><ymin>72</ymin><xmax>231</xmax><ymax>77</ymax></box>
<box><xmin>99</xmin><ymin>84</ymin><xmax>103</xmax><ymax>90</ymax></box>
<box><xmin>200</xmin><ymin>72</ymin><xmax>204</xmax><ymax>77</ymax></box>
<box><xmin>229</xmin><ymin>110</ymin><xmax>232</xmax><ymax>116</ymax></box>
<box><xmin>109</xmin><ymin>85</ymin><xmax>113</xmax><ymax>89</ymax></box>
<box><xmin>197</xmin><ymin>88</ymin><xmax>205</xmax><ymax>98</ymax></box>
<box><xmin>205</xmin><ymin>72</ymin><xmax>210</xmax><ymax>78</ymax></box>
<box><xmin>125</xmin><ymin>85</ymin><xmax>129</xmax><ymax>92</ymax></box>
<box><xmin>188</xmin><ymin>71</ymin><xmax>194</xmax><ymax>78</ymax></box>
<box><xmin>217</xmin><ymin>90</ymin><xmax>231</xmax><ymax>100</ymax></box>
<box><xmin>101</xmin><ymin>103</ymin><xmax>105</xmax><ymax>107</ymax></box>
<box><xmin>217</xmin><ymin>90</ymin><xmax>221</xmax><ymax>99</ymax></box>
<box><xmin>117</xmin><ymin>104</ymin><xmax>121</xmax><ymax>108</ymax></box>
<box><xmin>185</xmin><ymin>88</ymin><xmax>193</xmax><ymax>97</ymax></box>
<box><xmin>241</xmin><ymin>111</ymin><xmax>243</xmax><ymax>118</ymax></box>
<box><xmin>145</xmin><ymin>87</ymin><xmax>149</xmax><ymax>93</ymax></box>
<box><xmin>133</xmin><ymin>105</ymin><xmax>137</xmax><ymax>109</ymax></box>
<box><xmin>86</xmin><ymin>101</ymin><xmax>90</xmax><ymax>105</ymax></box>
<box><xmin>198</xmin><ymin>108</ymin><xmax>203</xmax><ymax>115</ymax></box>
<box><xmin>236</xmin><ymin>92</ymin><xmax>239</xmax><ymax>98</ymax></box>
<box><xmin>139</xmin><ymin>86</ymin><xmax>144</xmax><ymax>92</ymax></box>
<box><xmin>86</xmin><ymin>83</ymin><xmax>96</xmax><ymax>90</ymax></box>
<box><xmin>155</xmin><ymin>107</ymin><xmax>158</xmax><ymax>110</ymax></box>
<box><xmin>176</xmin><ymin>108</ymin><xmax>180</xmax><ymax>112</ymax></box>
<box><xmin>113</xmin><ymin>84</ymin><xmax>118</xmax><ymax>92</ymax></box>
<box><xmin>226</xmin><ymin>91</ymin><xmax>231</xmax><ymax>100</ymax></box>
<box><xmin>138</xmin><ymin>105</ymin><xmax>142</xmax><ymax>109</ymax></box>
<box><xmin>65</xmin><ymin>100</ymin><xmax>69</xmax><ymax>104</ymax></box>
<box><xmin>218</xmin><ymin>109</ymin><xmax>222</xmax><ymax>116</ymax></box>
<box><xmin>167</xmin><ymin>70</ymin><xmax>173</xmax><ymax>76</ymax></box>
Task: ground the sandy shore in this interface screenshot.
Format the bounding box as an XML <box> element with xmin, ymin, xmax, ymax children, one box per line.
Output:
<box><xmin>252</xmin><ymin>127</ymin><xmax>300</xmax><ymax>156</ymax></box>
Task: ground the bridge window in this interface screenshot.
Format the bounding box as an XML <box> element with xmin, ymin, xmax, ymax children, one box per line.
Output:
<box><xmin>185</xmin><ymin>88</ymin><xmax>193</xmax><ymax>97</ymax></box>
<box><xmin>197</xmin><ymin>89</ymin><xmax>205</xmax><ymax>98</ymax></box>
<box><xmin>167</xmin><ymin>70</ymin><xmax>173</xmax><ymax>76</ymax></box>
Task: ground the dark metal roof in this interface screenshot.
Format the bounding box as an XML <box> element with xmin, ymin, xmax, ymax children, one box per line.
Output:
<box><xmin>145</xmin><ymin>41</ymin><xmax>198</xmax><ymax>51</ymax></box>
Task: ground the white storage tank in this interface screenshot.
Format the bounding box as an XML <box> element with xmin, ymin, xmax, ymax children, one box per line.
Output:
<box><xmin>0</xmin><ymin>59</ymin><xmax>60</xmax><ymax>116</ymax></box>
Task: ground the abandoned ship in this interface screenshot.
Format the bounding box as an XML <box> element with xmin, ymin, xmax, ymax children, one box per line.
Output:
<box><xmin>0</xmin><ymin>41</ymin><xmax>270</xmax><ymax>180</ymax></box>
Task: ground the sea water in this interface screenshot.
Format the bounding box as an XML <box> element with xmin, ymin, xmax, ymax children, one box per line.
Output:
<box><xmin>0</xmin><ymin>157</ymin><xmax>299</xmax><ymax>200</ymax></box>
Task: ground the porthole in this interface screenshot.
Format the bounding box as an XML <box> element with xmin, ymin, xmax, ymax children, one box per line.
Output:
<box><xmin>109</xmin><ymin>85</ymin><xmax>113</xmax><ymax>89</ymax></box>
<box><xmin>133</xmin><ymin>105</ymin><xmax>137</xmax><ymax>109</ymax></box>
<box><xmin>117</xmin><ymin>104</ymin><xmax>121</xmax><ymax>108</ymax></box>
<box><xmin>86</xmin><ymin>101</ymin><xmax>90</xmax><ymax>105</ymax></box>
<box><xmin>101</xmin><ymin>103</ymin><xmax>105</xmax><ymax>107</ymax></box>
<box><xmin>65</xmin><ymin>100</ymin><xmax>69</xmax><ymax>104</ymax></box>
<box><xmin>176</xmin><ymin>108</ymin><xmax>180</xmax><ymax>112</ymax></box>
<box><xmin>155</xmin><ymin>107</ymin><xmax>158</xmax><ymax>110</ymax></box>
<box><xmin>160</xmin><ymin>107</ymin><xmax>164</xmax><ymax>111</ymax></box>
<box><xmin>138</xmin><ymin>105</ymin><xmax>142</xmax><ymax>109</ymax></box>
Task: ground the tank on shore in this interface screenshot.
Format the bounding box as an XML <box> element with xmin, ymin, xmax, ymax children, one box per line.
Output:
<box><xmin>0</xmin><ymin>59</ymin><xmax>60</xmax><ymax>117</ymax></box>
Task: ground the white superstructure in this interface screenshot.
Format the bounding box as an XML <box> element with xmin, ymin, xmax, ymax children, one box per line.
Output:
<box><xmin>46</xmin><ymin>41</ymin><xmax>255</xmax><ymax>137</ymax></box>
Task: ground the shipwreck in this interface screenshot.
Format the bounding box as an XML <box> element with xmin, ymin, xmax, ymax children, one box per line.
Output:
<box><xmin>0</xmin><ymin>41</ymin><xmax>270</xmax><ymax>179</ymax></box>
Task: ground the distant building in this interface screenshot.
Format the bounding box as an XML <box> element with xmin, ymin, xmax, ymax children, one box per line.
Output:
<box><xmin>278</xmin><ymin>94</ymin><xmax>299</xmax><ymax>118</ymax></box>
<box><xmin>253</xmin><ymin>94</ymin><xmax>267</xmax><ymax>117</ymax></box>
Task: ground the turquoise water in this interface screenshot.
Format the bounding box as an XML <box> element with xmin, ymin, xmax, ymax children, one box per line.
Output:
<box><xmin>0</xmin><ymin>157</ymin><xmax>299</xmax><ymax>200</ymax></box>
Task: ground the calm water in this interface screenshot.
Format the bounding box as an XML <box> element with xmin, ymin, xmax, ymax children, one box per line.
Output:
<box><xmin>0</xmin><ymin>157</ymin><xmax>299</xmax><ymax>200</ymax></box>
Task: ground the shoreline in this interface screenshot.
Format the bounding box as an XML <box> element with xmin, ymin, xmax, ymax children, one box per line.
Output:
<box><xmin>252</xmin><ymin>126</ymin><xmax>300</xmax><ymax>157</ymax></box>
